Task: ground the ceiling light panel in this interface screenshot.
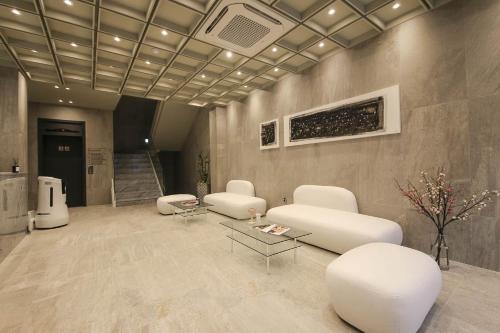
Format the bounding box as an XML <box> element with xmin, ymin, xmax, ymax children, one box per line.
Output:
<box><xmin>369</xmin><ymin>0</ymin><xmax>424</xmax><ymax>27</ymax></box>
<box><xmin>1</xmin><ymin>29</ymin><xmax>49</xmax><ymax>53</ymax></box>
<box><xmin>153</xmin><ymin>0</ymin><xmax>204</xmax><ymax>35</ymax></box>
<box><xmin>279</xmin><ymin>54</ymin><xmax>316</xmax><ymax>73</ymax></box>
<box><xmin>277</xmin><ymin>25</ymin><xmax>322</xmax><ymax>52</ymax></box>
<box><xmin>181</xmin><ymin>39</ymin><xmax>221</xmax><ymax>63</ymax></box>
<box><xmin>302</xmin><ymin>38</ymin><xmax>339</xmax><ymax>60</ymax></box>
<box><xmin>46</xmin><ymin>19</ymin><xmax>93</xmax><ymax>46</ymax></box>
<box><xmin>305</xmin><ymin>1</ymin><xmax>361</xmax><ymax>35</ymax></box>
<box><xmin>100</xmin><ymin>0</ymin><xmax>152</xmax><ymax>21</ymax></box>
<box><xmin>54</xmin><ymin>39</ymin><xmax>92</xmax><ymax>60</ymax></box>
<box><xmin>137</xmin><ymin>44</ymin><xmax>174</xmax><ymax>65</ymax></box>
<box><xmin>43</xmin><ymin>0</ymin><xmax>93</xmax><ymax>28</ymax></box>
<box><xmin>273</xmin><ymin>0</ymin><xmax>332</xmax><ymax>21</ymax></box>
<box><xmin>0</xmin><ymin>5</ymin><xmax>44</xmax><ymax>35</ymax></box>
<box><xmin>256</xmin><ymin>44</ymin><xmax>293</xmax><ymax>65</ymax></box>
<box><xmin>97</xmin><ymin>32</ymin><xmax>137</xmax><ymax>57</ymax></box>
<box><xmin>99</xmin><ymin>9</ymin><xmax>145</xmax><ymax>42</ymax></box>
<box><xmin>331</xmin><ymin>19</ymin><xmax>380</xmax><ymax>47</ymax></box>
<box><xmin>240</xmin><ymin>59</ymin><xmax>272</xmax><ymax>76</ymax></box>
<box><xmin>171</xmin><ymin>55</ymin><xmax>204</xmax><ymax>73</ymax></box>
<box><xmin>143</xmin><ymin>26</ymin><xmax>186</xmax><ymax>53</ymax></box>
<box><xmin>211</xmin><ymin>51</ymin><xmax>247</xmax><ymax>69</ymax></box>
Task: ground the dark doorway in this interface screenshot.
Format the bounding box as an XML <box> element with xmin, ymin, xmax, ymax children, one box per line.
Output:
<box><xmin>38</xmin><ymin>119</ymin><xmax>86</xmax><ymax>207</ymax></box>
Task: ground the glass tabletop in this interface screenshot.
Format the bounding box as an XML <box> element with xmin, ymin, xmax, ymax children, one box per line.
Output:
<box><xmin>169</xmin><ymin>200</ymin><xmax>213</xmax><ymax>210</ymax></box>
<box><xmin>219</xmin><ymin>220</ymin><xmax>311</xmax><ymax>245</ymax></box>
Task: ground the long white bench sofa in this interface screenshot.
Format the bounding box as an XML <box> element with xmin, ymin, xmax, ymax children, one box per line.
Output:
<box><xmin>204</xmin><ymin>180</ymin><xmax>267</xmax><ymax>220</ymax></box>
<box><xmin>266</xmin><ymin>185</ymin><xmax>403</xmax><ymax>254</ymax></box>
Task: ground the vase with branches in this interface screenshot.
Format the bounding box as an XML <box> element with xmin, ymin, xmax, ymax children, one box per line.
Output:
<box><xmin>396</xmin><ymin>167</ymin><xmax>498</xmax><ymax>270</ymax></box>
<box><xmin>196</xmin><ymin>152</ymin><xmax>209</xmax><ymax>199</ymax></box>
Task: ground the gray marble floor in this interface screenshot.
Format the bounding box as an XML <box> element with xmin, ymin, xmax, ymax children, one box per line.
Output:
<box><xmin>0</xmin><ymin>204</ymin><xmax>499</xmax><ymax>332</ymax></box>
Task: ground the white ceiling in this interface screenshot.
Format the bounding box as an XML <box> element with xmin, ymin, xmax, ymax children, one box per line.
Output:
<box><xmin>28</xmin><ymin>79</ymin><xmax>120</xmax><ymax>110</ymax></box>
<box><xmin>0</xmin><ymin>0</ymin><xmax>447</xmax><ymax>108</ymax></box>
<box><xmin>151</xmin><ymin>101</ymin><xmax>200</xmax><ymax>151</ymax></box>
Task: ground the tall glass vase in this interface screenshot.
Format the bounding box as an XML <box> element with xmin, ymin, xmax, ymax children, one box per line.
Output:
<box><xmin>431</xmin><ymin>231</ymin><xmax>449</xmax><ymax>270</ymax></box>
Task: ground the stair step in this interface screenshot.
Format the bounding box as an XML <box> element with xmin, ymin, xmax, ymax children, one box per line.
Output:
<box><xmin>114</xmin><ymin>167</ymin><xmax>154</xmax><ymax>174</ymax></box>
<box><xmin>114</xmin><ymin>173</ymin><xmax>156</xmax><ymax>180</ymax></box>
<box><xmin>114</xmin><ymin>182</ymin><xmax>160</xmax><ymax>192</ymax></box>
<box><xmin>114</xmin><ymin>153</ymin><xmax>147</xmax><ymax>158</ymax></box>
<box><xmin>115</xmin><ymin>190</ymin><xmax>162</xmax><ymax>200</ymax></box>
<box><xmin>115</xmin><ymin>197</ymin><xmax>157</xmax><ymax>207</ymax></box>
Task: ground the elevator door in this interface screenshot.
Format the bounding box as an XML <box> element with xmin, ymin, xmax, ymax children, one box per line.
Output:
<box><xmin>41</xmin><ymin>135</ymin><xmax>84</xmax><ymax>207</ymax></box>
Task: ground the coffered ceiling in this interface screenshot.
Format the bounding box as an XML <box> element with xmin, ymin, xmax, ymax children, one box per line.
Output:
<box><xmin>0</xmin><ymin>0</ymin><xmax>445</xmax><ymax>107</ymax></box>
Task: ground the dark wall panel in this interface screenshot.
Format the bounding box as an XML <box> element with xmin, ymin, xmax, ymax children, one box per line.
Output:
<box><xmin>113</xmin><ymin>96</ymin><xmax>157</xmax><ymax>153</ymax></box>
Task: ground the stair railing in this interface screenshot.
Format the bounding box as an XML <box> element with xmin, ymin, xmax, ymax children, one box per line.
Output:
<box><xmin>146</xmin><ymin>149</ymin><xmax>165</xmax><ymax>196</ymax></box>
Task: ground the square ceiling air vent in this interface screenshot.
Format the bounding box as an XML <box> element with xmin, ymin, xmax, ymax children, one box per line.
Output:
<box><xmin>195</xmin><ymin>0</ymin><xmax>295</xmax><ymax>57</ymax></box>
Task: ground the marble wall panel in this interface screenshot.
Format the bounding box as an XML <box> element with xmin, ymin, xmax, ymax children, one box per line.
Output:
<box><xmin>209</xmin><ymin>0</ymin><xmax>500</xmax><ymax>271</ymax></box>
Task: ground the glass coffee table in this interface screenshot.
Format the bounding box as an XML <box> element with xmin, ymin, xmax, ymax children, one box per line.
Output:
<box><xmin>220</xmin><ymin>221</ymin><xmax>311</xmax><ymax>274</ymax></box>
<box><xmin>169</xmin><ymin>200</ymin><xmax>213</xmax><ymax>222</ymax></box>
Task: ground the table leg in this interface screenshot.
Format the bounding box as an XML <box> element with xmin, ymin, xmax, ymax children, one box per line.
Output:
<box><xmin>294</xmin><ymin>238</ymin><xmax>297</xmax><ymax>264</ymax></box>
<box><xmin>266</xmin><ymin>244</ymin><xmax>270</xmax><ymax>274</ymax></box>
<box><xmin>231</xmin><ymin>229</ymin><xmax>234</xmax><ymax>253</ymax></box>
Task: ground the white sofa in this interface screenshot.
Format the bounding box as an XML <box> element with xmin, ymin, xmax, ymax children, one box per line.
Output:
<box><xmin>157</xmin><ymin>194</ymin><xmax>196</xmax><ymax>215</ymax></box>
<box><xmin>204</xmin><ymin>180</ymin><xmax>266</xmax><ymax>220</ymax></box>
<box><xmin>326</xmin><ymin>243</ymin><xmax>442</xmax><ymax>333</ymax></box>
<box><xmin>266</xmin><ymin>185</ymin><xmax>402</xmax><ymax>254</ymax></box>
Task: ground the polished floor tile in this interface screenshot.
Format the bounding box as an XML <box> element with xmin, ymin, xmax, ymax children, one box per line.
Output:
<box><xmin>0</xmin><ymin>204</ymin><xmax>499</xmax><ymax>332</ymax></box>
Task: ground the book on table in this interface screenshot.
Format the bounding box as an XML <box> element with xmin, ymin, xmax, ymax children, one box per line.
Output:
<box><xmin>255</xmin><ymin>224</ymin><xmax>290</xmax><ymax>236</ymax></box>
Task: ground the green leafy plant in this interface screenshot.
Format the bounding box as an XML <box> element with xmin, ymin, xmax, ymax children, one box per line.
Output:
<box><xmin>197</xmin><ymin>152</ymin><xmax>209</xmax><ymax>184</ymax></box>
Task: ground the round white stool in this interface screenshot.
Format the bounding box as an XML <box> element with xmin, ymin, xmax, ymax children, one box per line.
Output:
<box><xmin>157</xmin><ymin>194</ymin><xmax>196</xmax><ymax>215</ymax></box>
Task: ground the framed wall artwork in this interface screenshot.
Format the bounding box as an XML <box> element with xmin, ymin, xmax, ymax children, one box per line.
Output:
<box><xmin>260</xmin><ymin>118</ymin><xmax>279</xmax><ymax>150</ymax></box>
<box><xmin>283</xmin><ymin>85</ymin><xmax>401</xmax><ymax>147</ymax></box>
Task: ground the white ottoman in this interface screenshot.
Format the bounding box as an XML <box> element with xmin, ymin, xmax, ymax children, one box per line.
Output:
<box><xmin>157</xmin><ymin>194</ymin><xmax>196</xmax><ymax>215</ymax></box>
<box><xmin>325</xmin><ymin>243</ymin><xmax>442</xmax><ymax>333</ymax></box>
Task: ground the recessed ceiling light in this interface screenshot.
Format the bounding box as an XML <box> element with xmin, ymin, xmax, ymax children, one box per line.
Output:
<box><xmin>58</xmin><ymin>99</ymin><xmax>63</xmax><ymax>103</ymax></box>
<box><xmin>31</xmin><ymin>49</ymin><xmax>38</xmax><ymax>53</ymax></box>
<box><xmin>68</xmin><ymin>100</ymin><xmax>73</xmax><ymax>104</ymax></box>
<box><xmin>237</xmin><ymin>71</ymin><xmax>242</xmax><ymax>75</ymax></box>
<box><xmin>65</xmin><ymin>87</ymin><xmax>70</xmax><ymax>90</ymax></box>
<box><xmin>161</xmin><ymin>30</ymin><xmax>168</xmax><ymax>36</ymax></box>
<box><xmin>113</xmin><ymin>36</ymin><xmax>121</xmax><ymax>42</ymax></box>
<box><xmin>11</xmin><ymin>9</ymin><xmax>21</xmax><ymax>15</ymax></box>
<box><xmin>54</xmin><ymin>85</ymin><xmax>59</xmax><ymax>89</ymax></box>
<box><xmin>152</xmin><ymin>48</ymin><xmax>160</xmax><ymax>54</ymax></box>
<box><xmin>328</xmin><ymin>8</ymin><xmax>336</xmax><ymax>15</ymax></box>
<box><xmin>271</xmin><ymin>47</ymin><xmax>278</xmax><ymax>52</ymax></box>
<box><xmin>274</xmin><ymin>68</ymin><xmax>279</xmax><ymax>72</ymax></box>
<box><xmin>226</xmin><ymin>51</ymin><xmax>233</xmax><ymax>58</ymax></box>
<box><xmin>319</xmin><ymin>42</ymin><xmax>325</xmax><ymax>48</ymax></box>
<box><xmin>392</xmin><ymin>2</ymin><xmax>400</xmax><ymax>9</ymax></box>
<box><xmin>201</xmin><ymin>74</ymin><xmax>206</xmax><ymax>78</ymax></box>
<box><xmin>145</xmin><ymin>60</ymin><xmax>151</xmax><ymax>65</ymax></box>
<box><xmin>70</xmin><ymin>42</ymin><xmax>78</xmax><ymax>47</ymax></box>
<box><xmin>244</xmin><ymin>85</ymin><xmax>248</xmax><ymax>88</ymax></box>
<box><xmin>64</xmin><ymin>0</ymin><xmax>73</xmax><ymax>6</ymax></box>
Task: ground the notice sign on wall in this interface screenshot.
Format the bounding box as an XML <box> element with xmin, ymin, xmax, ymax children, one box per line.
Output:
<box><xmin>88</xmin><ymin>148</ymin><xmax>106</xmax><ymax>165</ymax></box>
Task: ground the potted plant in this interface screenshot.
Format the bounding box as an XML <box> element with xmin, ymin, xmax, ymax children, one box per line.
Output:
<box><xmin>196</xmin><ymin>152</ymin><xmax>209</xmax><ymax>199</ymax></box>
<box><xmin>396</xmin><ymin>167</ymin><xmax>498</xmax><ymax>270</ymax></box>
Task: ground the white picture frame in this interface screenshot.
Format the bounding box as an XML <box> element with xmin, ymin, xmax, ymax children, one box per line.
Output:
<box><xmin>260</xmin><ymin>118</ymin><xmax>279</xmax><ymax>150</ymax></box>
<box><xmin>283</xmin><ymin>85</ymin><xmax>401</xmax><ymax>147</ymax></box>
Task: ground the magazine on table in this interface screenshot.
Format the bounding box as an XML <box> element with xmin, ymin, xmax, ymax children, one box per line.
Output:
<box><xmin>255</xmin><ymin>224</ymin><xmax>290</xmax><ymax>235</ymax></box>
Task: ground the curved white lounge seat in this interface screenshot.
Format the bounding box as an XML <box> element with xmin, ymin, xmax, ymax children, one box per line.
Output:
<box><xmin>267</xmin><ymin>185</ymin><xmax>402</xmax><ymax>254</ymax></box>
<box><xmin>157</xmin><ymin>194</ymin><xmax>196</xmax><ymax>215</ymax></box>
<box><xmin>204</xmin><ymin>180</ymin><xmax>266</xmax><ymax>220</ymax></box>
<box><xmin>326</xmin><ymin>243</ymin><xmax>442</xmax><ymax>333</ymax></box>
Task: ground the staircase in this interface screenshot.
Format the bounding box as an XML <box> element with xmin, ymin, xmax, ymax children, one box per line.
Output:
<box><xmin>113</xmin><ymin>152</ymin><xmax>163</xmax><ymax>207</ymax></box>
